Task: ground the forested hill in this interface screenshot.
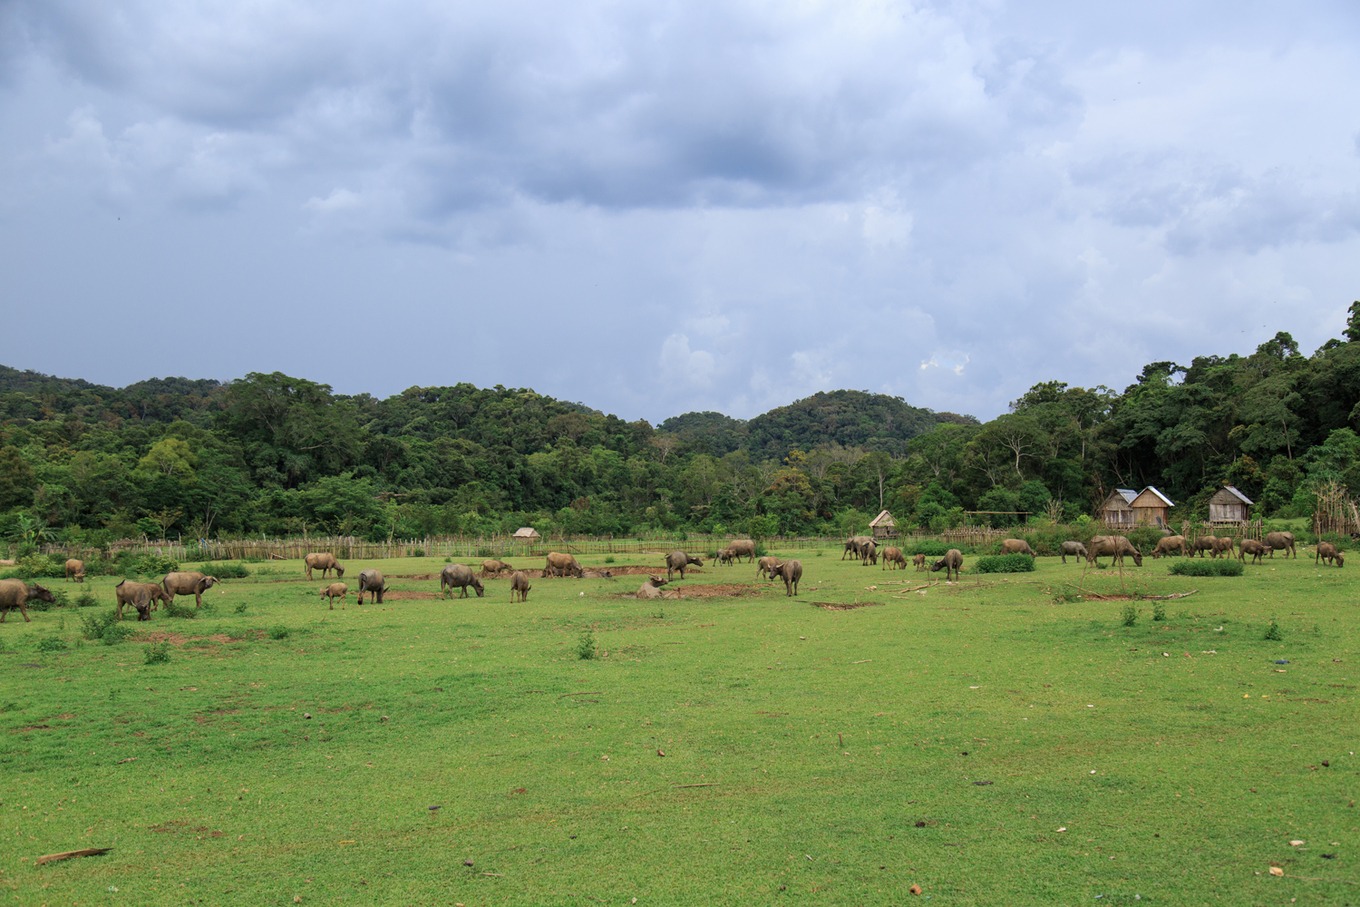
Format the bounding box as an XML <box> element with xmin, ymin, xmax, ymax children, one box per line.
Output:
<box><xmin>4</xmin><ymin>312</ymin><xmax>1360</xmax><ymax>544</ymax></box>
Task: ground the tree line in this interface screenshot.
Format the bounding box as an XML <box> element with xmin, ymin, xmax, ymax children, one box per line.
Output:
<box><xmin>3</xmin><ymin>305</ymin><xmax>1359</xmax><ymax>548</ymax></box>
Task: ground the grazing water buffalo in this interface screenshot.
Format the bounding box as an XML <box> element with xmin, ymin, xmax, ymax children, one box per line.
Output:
<box><xmin>0</xmin><ymin>579</ymin><xmax>55</xmax><ymax>623</ymax></box>
<box><xmin>665</xmin><ymin>550</ymin><xmax>703</xmax><ymax>581</ymax></box>
<box><xmin>772</xmin><ymin>560</ymin><xmax>803</xmax><ymax>596</ymax></box>
<box><xmin>1238</xmin><ymin>539</ymin><xmax>1272</xmax><ymax>564</ymax></box>
<box><xmin>1264</xmin><ymin>532</ymin><xmax>1297</xmax><ymax>558</ymax></box>
<box><xmin>756</xmin><ymin>555</ymin><xmax>781</xmax><ymax>580</ymax></box>
<box><xmin>1191</xmin><ymin>536</ymin><xmax>1232</xmax><ymax>558</ymax></box>
<box><xmin>357</xmin><ymin>569</ymin><xmax>388</xmax><ymax>604</ymax></box>
<box><xmin>931</xmin><ymin>549</ymin><xmax>963</xmax><ymax>581</ymax></box>
<box><xmin>320</xmin><ymin>582</ymin><xmax>348</xmax><ymax>608</ymax></box>
<box><xmin>1087</xmin><ymin>536</ymin><xmax>1142</xmax><ymax>567</ymax></box>
<box><xmin>65</xmin><ymin>558</ymin><xmax>85</xmax><ymax>582</ymax></box>
<box><xmin>1000</xmin><ymin>539</ymin><xmax>1036</xmax><ymax>557</ymax></box>
<box><xmin>1316</xmin><ymin>542</ymin><xmax>1345</xmax><ymax>567</ymax></box>
<box><xmin>116</xmin><ymin>579</ymin><xmax>169</xmax><ymax>620</ymax></box>
<box><xmin>481</xmin><ymin>559</ymin><xmax>513</xmax><ymax>576</ymax></box>
<box><xmin>723</xmin><ymin>540</ymin><xmax>757</xmax><ymax>564</ymax></box>
<box><xmin>1059</xmin><ymin>541</ymin><xmax>1087</xmax><ymax>564</ymax></box>
<box><xmin>842</xmin><ymin>536</ymin><xmax>871</xmax><ymax>560</ymax></box>
<box><xmin>636</xmin><ymin>575</ymin><xmax>668</xmax><ymax>599</ymax></box>
<box><xmin>1151</xmin><ymin>535</ymin><xmax>1188</xmax><ymax>558</ymax></box>
<box><xmin>880</xmin><ymin>546</ymin><xmax>907</xmax><ymax>570</ymax></box>
<box><xmin>303</xmin><ymin>552</ymin><xmax>344</xmax><ymax>581</ymax></box>
<box><xmin>161</xmin><ymin>571</ymin><xmax>219</xmax><ymax>608</ymax></box>
<box><xmin>912</xmin><ymin>552</ymin><xmax>927</xmax><ymax>571</ymax></box>
<box><xmin>542</xmin><ymin>552</ymin><xmax>584</xmax><ymax>578</ymax></box>
<box><xmin>510</xmin><ymin>571</ymin><xmax>532</xmax><ymax>602</ymax></box>
<box><xmin>859</xmin><ymin>539</ymin><xmax>878</xmax><ymax>566</ymax></box>
<box><xmin>440</xmin><ymin>564</ymin><xmax>482</xmax><ymax>598</ymax></box>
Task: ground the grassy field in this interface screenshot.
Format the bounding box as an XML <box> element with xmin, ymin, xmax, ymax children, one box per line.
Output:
<box><xmin>1</xmin><ymin>548</ymin><xmax>1356</xmax><ymax>905</ymax></box>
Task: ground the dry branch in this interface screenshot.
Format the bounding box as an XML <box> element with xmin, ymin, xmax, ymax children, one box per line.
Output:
<box><xmin>36</xmin><ymin>848</ymin><xmax>112</xmax><ymax>865</ymax></box>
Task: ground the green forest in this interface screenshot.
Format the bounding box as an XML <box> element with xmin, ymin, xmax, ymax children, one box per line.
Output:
<box><xmin>4</xmin><ymin>304</ymin><xmax>1360</xmax><ymax>549</ymax></box>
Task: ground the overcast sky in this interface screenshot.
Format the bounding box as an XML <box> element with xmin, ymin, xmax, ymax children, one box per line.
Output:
<box><xmin>3</xmin><ymin>2</ymin><xmax>1358</xmax><ymax>424</ymax></box>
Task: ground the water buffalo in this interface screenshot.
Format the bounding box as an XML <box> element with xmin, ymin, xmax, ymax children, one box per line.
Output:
<box><xmin>1264</xmin><ymin>532</ymin><xmax>1296</xmax><ymax>558</ymax></box>
<box><xmin>723</xmin><ymin>540</ymin><xmax>757</xmax><ymax>564</ymax></box>
<box><xmin>842</xmin><ymin>536</ymin><xmax>871</xmax><ymax>560</ymax></box>
<box><xmin>358</xmin><ymin>569</ymin><xmax>388</xmax><ymax>604</ymax></box>
<box><xmin>665</xmin><ymin>550</ymin><xmax>703</xmax><ymax>581</ymax></box>
<box><xmin>161</xmin><ymin>571</ymin><xmax>219</xmax><ymax>608</ymax></box>
<box><xmin>756</xmin><ymin>555</ymin><xmax>781</xmax><ymax>580</ymax></box>
<box><xmin>510</xmin><ymin>570</ymin><xmax>532</xmax><ymax>602</ymax></box>
<box><xmin>440</xmin><ymin>564</ymin><xmax>482</xmax><ymax>598</ymax></box>
<box><xmin>1151</xmin><ymin>535</ymin><xmax>1187</xmax><ymax>558</ymax></box>
<box><xmin>320</xmin><ymin>582</ymin><xmax>348</xmax><ymax>609</ymax></box>
<box><xmin>1059</xmin><ymin>541</ymin><xmax>1087</xmax><ymax>564</ymax></box>
<box><xmin>1238</xmin><ymin>539</ymin><xmax>1272</xmax><ymax>564</ymax></box>
<box><xmin>636</xmin><ymin>575</ymin><xmax>668</xmax><ymax>599</ymax></box>
<box><xmin>1316</xmin><ymin>542</ymin><xmax>1345</xmax><ymax>567</ymax></box>
<box><xmin>481</xmin><ymin>559</ymin><xmax>513</xmax><ymax>576</ymax></box>
<box><xmin>1000</xmin><ymin>539</ymin><xmax>1035</xmax><ymax>557</ymax></box>
<box><xmin>542</xmin><ymin>552</ymin><xmax>584</xmax><ymax>578</ymax></box>
<box><xmin>880</xmin><ymin>546</ymin><xmax>907</xmax><ymax>570</ymax></box>
<box><xmin>65</xmin><ymin>558</ymin><xmax>85</xmax><ymax>582</ymax></box>
<box><xmin>772</xmin><ymin>560</ymin><xmax>803</xmax><ymax>596</ymax></box>
<box><xmin>115</xmin><ymin>579</ymin><xmax>169</xmax><ymax>620</ymax></box>
<box><xmin>859</xmin><ymin>539</ymin><xmax>878</xmax><ymax>566</ymax></box>
<box><xmin>912</xmin><ymin>552</ymin><xmax>927</xmax><ymax>571</ymax></box>
<box><xmin>1087</xmin><ymin>536</ymin><xmax>1142</xmax><ymax>567</ymax></box>
<box><xmin>0</xmin><ymin>579</ymin><xmax>54</xmax><ymax>623</ymax></box>
<box><xmin>930</xmin><ymin>549</ymin><xmax>963</xmax><ymax>581</ymax></box>
<box><xmin>303</xmin><ymin>552</ymin><xmax>344</xmax><ymax>581</ymax></box>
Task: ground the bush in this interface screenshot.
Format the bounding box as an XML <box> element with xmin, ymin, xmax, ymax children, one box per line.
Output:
<box><xmin>268</xmin><ymin>625</ymin><xmax>290</xmax><ymax>640</ymax></box>
<box><xmin>576</xmin><ymin>629</ymin><xmax>597</xmax><ymax>660</ymax></box>
<box><xmin>909</xmin><ymin>540</ymin><xmax>950</xmax><ymax>557</ymax></box>
<box><xmin>410</xmin><ymin>548</ymin><xmax>426</xmax><ymax>558</ymax></box>
<box><xmin>75</xmin><ymin>589</ymin><xmax>99</xmax><ymax>608</ymax></box>
<box><xmin>973</xmin><ymin>554</ymin><xmax>1037</xmax><ymax>574</ymax></box>
<box><xmin>4</xmin><ymin>554</ymin><xmax>63</xmax><ymax>579</ymax></box>
<box><xmin>1120</xmin><ymin>604</ymin><xmax>1138</xmax><ymax>627</ymax></box>
<box><xmin>36</xmin><ymin>636</ymin><xmax>68</xmax><ymax>653</ymax></box>
<box><xmin>202</xmin><ymin>561</ymin><xmax>250</xmax><ymax>579</ymax></box>
<box><xmin>162</xmin><ymin>600</ymin><xmax>198</xmax><ymax>619</ymax></box>
<box><xmin>79</xmin><ymin>609</ymin><xmax>134</xmax><ymax>645</ymax></box>
<box><xmin>143</xmin><ymin>642</ymin><xmax>171</xmax><ymax>665</ymax></box>
<box><xmin>1168</xmin><ymin>559</ymin><xmax>1244</xmax><ymax>577</ymax></box>
<box><xmin>1263</xmin><ymin>619</ymin><xmax>1283</xmax><ymax>641</ymax></box>
<box><xmin>115</xmin><ymin>551</ymin><xmax>180</xmax><ymax>577</ymax></box>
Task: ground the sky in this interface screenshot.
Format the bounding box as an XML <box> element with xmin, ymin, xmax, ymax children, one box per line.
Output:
<box><xmin>3</xmin><ymin>1</ymin><xmax>1359</xmax><ymax>425</ymax></box>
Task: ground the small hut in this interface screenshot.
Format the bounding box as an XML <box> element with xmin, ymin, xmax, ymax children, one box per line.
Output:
<box><xmin>869</xmin><ymin>510</ymin><xmax>897</xmax><ymax>539</ymax></box>
<box><xmin>1097</xmin><ymin>489</ymin><xmax>1138</xmax><ymax>527</ymax></box>
<box><xmin>1130</xmin><ymin>487</ymin><xmax>1175</xmax><ymax>528</ymax></box>
<box><xmin>1208</xmin><ymin>485</ymin><xmax>1253</xmax><ymax>525</ymax></box>
<box><xmin>512</xmin><ymin>527</ymin><xmax>541</xmax><ymax>542</ymax></box>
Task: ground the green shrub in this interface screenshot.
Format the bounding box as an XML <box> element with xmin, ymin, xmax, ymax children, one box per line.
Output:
<box><xmin>973</xmin><ymin>554</ymin><xmax>1036</xmax><ymax>574</ymax></box>
<box><xmin>576</xmin><ymin>629</ymin><xmax>597</xmax><ymax>660</ymax></box>
<box><xmin>1263</xmin><ymin>619</ymin><xmax>1283</xmax><ymax>641</ymax></box>
<box><xmin>75</xmin><ymin>588</ymin><xmax>99</xmax><ymax>608</ymax></box>
<box><xmin>909</xmin><ymin>540</ymin><xmax>949</xmax><ymax>557</ymax></box>
<box><xmin>143</xmin><ymin>642</ymin><xmax>171</xmax><ymax>665</ymax></box>
<box><xmin>1168</xmin><ymin>559</ymin><xmax>1244</xmax><ymax>577</ymax></box>
<box><xmin>5</xmin><ymin>554</ymin><xmax>63</xmax><ymax>579</ymax></box>
<box><xmin>410</xmin><ymin>548</ymin><xmax>426</xmax><ymax>558</ymax></box>
<box><xmin>203</xmin><ymin>561</ymin><xmax>250</xmax><ymax>579</ymax></box>
<box><xmin>79</xmin><ymin>609</ymin><xmax>133</xmax><ymax>644</ymax></box>
<box><xmin>1120</xmin><ymin>604</ymin><xmax>1138</xmax><ymax>627</ymax></box>
<box><xmin>162</xmin><ymin>600</ymin><xmax>198</xmax><ymax>619</ymax></box>
<box><xmin>1152</xmin><ymin>602</ymin><xmax>1166</xmax><ymax>622</ymax></box>
<box><xmin>36</xmin><ymin>636</ymin><xmax>68</xmax><ymax>652</ymax></box>
<box><xmin>268</xmin><ymin>625</ymin><xmax>290</xmax><ymax>640</ymax></box>
<box><xmin>115</xmin><ymin>551</ymin><xmax>180</xmax><ymax>577</ymax></box>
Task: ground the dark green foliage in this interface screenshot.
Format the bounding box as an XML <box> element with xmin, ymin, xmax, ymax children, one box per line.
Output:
<box><xmin>163</xmin><ymin>600</ymin><xmax>198</xmax><ymax>619</ymax></box>
<box><xmin>79</xmin><ymin>609</ymin><xmax>134</xmax><ymax>644</ymax></box>
<box><xmin>75</xmin><ymin>588</ymin><xmax>98</xmax><ymax>608</ymax></box>
<box><xmin>1168</xmin><ymin>559</ymin><xmax>1245</xmax><ymax>577</ymax></box>
<box><xmin>116</xmin><ymin>551</ymin><xmax>180</xmax><ymax>577</ymax></box>
<box><xmin>973</xmin><ymin>554</ymin><xmax>1036</xmax><ymax>574</ymax></box>
<box><xmin>1152</xmin><ymin>602</ymin><xmax>1166</xmax><ymax>622</ymax></box>
<box><xmin>576</xmin><ymin>629</ymin><xmax>597</xmax><ymax>660</ymax></box>
<box><xmin>1263</xmin><ymin>619</ymin><xmax>1283</xmax><ymax>641</ymax></box>
<box><xmin>909</xmin><ymin>540</ymin><xmax>950</xmax><ymax>557</ymax></box>
<box><xmin>35</xmin><ymin>636</ymin><xmax>68</xmax><ymax>652</ymax></box>
<box><xmin>203</xmin><ymin>561</ymin><xmax>250</xmax><ymax>579</ymax></box>
<box><xmin>8</xmin><ymin>554</ymin><xmax>62</xmax><ymax>579</ymax></box>
<box><xmin>143</xmin><ymin>642</ymin><xmax>171</xmax><ymax>664</ymax></box>
<box><xmin>268</xmin><ymin>625</ymin><xmax>290</xmax><ymax>639</ymax></box>
<box><xmin>1120</xmin><ymin>604</ymin><xmax>1138</xmax><ymax>627</ymax></box>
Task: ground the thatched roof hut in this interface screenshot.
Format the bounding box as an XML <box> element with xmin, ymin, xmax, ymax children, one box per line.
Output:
<box><xmin>1208</xmin><ymin>485</ymin><xmax>1252</xmax><ymax>524</ymax></box>
<box><xmin>869</xmin><ymin>510</ymin><xmax>897</xmax><ymax>539</ymax></box>
<box><xmin>512</xmin><ymin>527</ymin><xmax>541</xmax><ymax>541</ymax></box>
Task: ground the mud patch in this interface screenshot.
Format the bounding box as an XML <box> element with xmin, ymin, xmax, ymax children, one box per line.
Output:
<box><xmin>811</xmin><ymin>601</ymin><xmax>885</xmax><ymax>611</ymax></box>
<box><xmin>381</xmin><ymin>590</ymin><xmax>440</xmax><ymax>601</ymax></box>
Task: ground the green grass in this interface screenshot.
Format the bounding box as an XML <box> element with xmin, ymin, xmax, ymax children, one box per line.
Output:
<box><xmin>1</xmin><ymin>552</ymin><xmax>1356</xmax><ymax>904</ymax></box>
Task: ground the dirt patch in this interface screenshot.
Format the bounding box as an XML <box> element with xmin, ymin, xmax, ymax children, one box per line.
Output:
<box><xmin>811</xmin><ymin>601</ymin><xmax>885</xmax><ymax>611</ymax></box>
<box><xmin>678</xmin><ymin>583</ymin><xmax>763</xmax><ymax>598</ymax></box>
<box><xmin>383</xmin><ymin>590</ymin><xmax>440</xmax><ymax>601</ymax></box>
<box><xmin>138</xmin><ymin>631</ymin><xmax>248</xmax><ymax>646</ymax></box>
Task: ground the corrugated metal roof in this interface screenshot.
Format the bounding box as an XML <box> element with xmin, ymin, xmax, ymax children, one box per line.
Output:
<box><xmin>1217</xmin><ymin>485</ymin><xmax>1254</xmax><ymax>506</ymax></box>
<box><xmin>1135</xmin><ymin>486</ymin><xmax>1175</xmax><ymax>508</ymax></box>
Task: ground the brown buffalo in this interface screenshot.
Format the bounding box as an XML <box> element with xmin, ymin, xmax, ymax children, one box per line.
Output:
<box><xmin>636</xmin><ymin>575</ymin><xmax>669</xmax><ymax>599</ymax></box>
<box><xmin>1059</xmin><ymin>541</ymin><xmax>1087</xmax><ymax>564</ymax></box>
<box><xmin>1238</xmin><ymin>539</ymin><xmax>1272</xmax><ymax>564</ymax></box>
<box><xmin>543</xmin><ymin>552</ymin><xmax>584</xmax><ymax>578</ymax></box>
<box><xmin>116</xmin><ymin>579</ymin><xmax>169</xmax><ymax>620</ymax></box>
<box><xmin>0</xmin><ymin>579</ymin><xmax>55</xmax><ymax>623</ymax></box>
<box><xmin>724</xmin><ymin>540</ymin><xmax>757</xmax><ymax>564</ymax></box>
<box><xmin>1087</xmin><ymin>536</ymin><xmax>1142</xmax><ymax>567</ymax></box>
<box><xmin>481</xmin><ymin>559</ymin><xmax>513</xmax><ymax>576</ymax></box>
<box><xmin>510</xmin><ymin>571</ymin><xmax>532</xmax><ymax>602</ymax></box>
<box><xmin>1151</xmin><ymin>535</ymin><xmax>1187</xmax><ymax>558</ymax></box>
<box><xmin>880</xmin><ymin>546</ymin><xmax>907</xmax><ymax>570</ymax></box>
<box><xmin>912</xmin><ymin>552</ymin><xmax>927</xmax><ymax>571</ymax></box>
<box><xmin>930</xmin><ymin>549</ymin><xmax>963</xmax><ymax>581</ymax></box>
<box><xmin>320</xmin><ymin>582</ymin><xmax>348</xmax><ymax>609</ymax></box>
<box><xmin>665</xmin><ymin>550</ymin><xmax>703</xmax><ymax>581</ymax></box>
<box><xmin>756</xmin><ymin>555</ymin><xmax>781</xmax><ymax>580</ymax></box>
<box><xmin>65</xmin><ymin>558</ymin><xmax>85</xmax><ymax>582</ymax></box>
<box><xmin>1316</xmin><ymin>542</ymin><xmax>1345</xmax><ymax>567</ymax></box>
<box><xmin>1264</xmin><ymin>532</ymin><xmax>1296</xmax><ymax>558</ymax></box>
<box><xmin>842</xmin><ymin>536</ymin><xmax>871</xmax><ymax>560</ymax></box>
<box><xmin>161</xmin><ymin>571</ymin><xmax>219</xmax><ymax>608</ymax></box>
<box><xmin>303</xmin><ymin>552</ymin><xmax>344</xmax><ymax>581</ymax></box>
<box><xmin>440</xmin><ymin>564</ymin><xmax>482</xmax><ymax>598</ymax></box>
<box><xmin>772</xmin><ymin>560</ymin><xmax>803</xmax><ymax>596</ymax></box>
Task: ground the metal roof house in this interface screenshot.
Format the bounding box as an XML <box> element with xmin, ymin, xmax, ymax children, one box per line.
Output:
<box><xmin>1097</xmin><ymin>489</ymin><xmax>1139</xmax><ymax>527</ymax></box>
<box><xmin>869</xmin><ymin>510</ymin><xmax>897</xmax><ymax>539</ymax></box>
<box><xmin>1130</xmin><ymin>487</ymin><xmax>1175</xmax><ymax>528</ymax></box>
<box><xmin>1208</xmin><ymin>485</ymin><xmax>1253</xmax><ymax>524</ymax></box>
